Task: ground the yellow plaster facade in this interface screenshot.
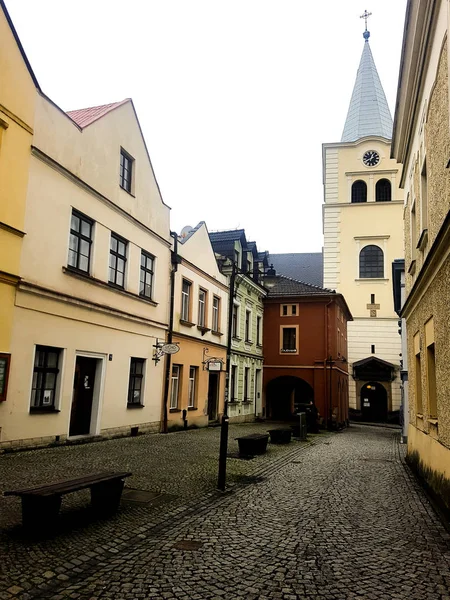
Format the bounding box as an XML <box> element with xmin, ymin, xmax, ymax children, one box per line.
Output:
<box><xmin>169</xmin><ymin>224</ymin><xmax>228</xmax><ymax>428</ymax></box>
<box><xmin>0</xmin><ymin>2</ymin><xmax>36</xmax><ymax>367</ymax></box>
<box><xmin>392</xmin><ymin>0</ymin><xmax>450</xmax><ymax>508</ymax></box>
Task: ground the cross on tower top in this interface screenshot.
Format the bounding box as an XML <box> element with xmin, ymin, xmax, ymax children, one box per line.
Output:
<box><xmin>360</xmin><ymin>9</ymin><xmax>372</xmax><ymax>41</ymax></box>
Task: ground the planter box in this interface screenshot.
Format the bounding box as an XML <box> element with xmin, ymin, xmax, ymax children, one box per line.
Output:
<box><xmin>268</xmin><ymin>429</ymin><xmax>292</xmax><ymax>444</ymax></box>
<box><xmin>235</xmin><ymin>434</ymin><xmax>269</xmax><ymax>457</ymax></box>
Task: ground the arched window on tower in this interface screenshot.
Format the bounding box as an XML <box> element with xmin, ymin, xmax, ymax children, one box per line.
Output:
<box><xmin>359</xmin><ymin>245</ymin><xmax>384</xmax><ymax>278</ymax></box>
<box><xmin>351</xmin><ymin>180</ymin><xmax>367</xmax><ymax>203</ymax></box>
<box><xmin>376</xmin><ymin>179</ymin><xmax>391</xmax><ymax>202</ymax></box>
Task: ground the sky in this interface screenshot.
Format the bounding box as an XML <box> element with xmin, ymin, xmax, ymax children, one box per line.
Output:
<box><xmin>7</xmin><ymin>0</ymin><xmax>407</xmax><ymax>253</ymax></box>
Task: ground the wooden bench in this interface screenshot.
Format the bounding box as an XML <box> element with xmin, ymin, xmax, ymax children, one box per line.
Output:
<box><xmin>235</xmin><ymin>433</ymin><xmax>269</xmax><ymax>457</ymax></box>
<box><xmin>4</xmin><ymin>471</ymin><xmax>131</xmax><ymax>529</ymax></box>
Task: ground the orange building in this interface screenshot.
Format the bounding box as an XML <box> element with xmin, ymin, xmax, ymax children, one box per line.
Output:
<box><xmin>263</xmin><ymin>276</ymin><xmax>352</xmax><ymax>428</ymax></box>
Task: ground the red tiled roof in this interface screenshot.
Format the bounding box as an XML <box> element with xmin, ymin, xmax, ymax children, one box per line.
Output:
<box><xmin>66</xmin><ymin>99</ymin><xmax>130</xmax><ymax>127</ymax></box>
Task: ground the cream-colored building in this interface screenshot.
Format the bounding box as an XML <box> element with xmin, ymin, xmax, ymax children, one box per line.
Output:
<box><xmin>167</xmin><ymin>222</ymin><xmax>228</xmax><ymax>428</ymax></box>
<box><xmin>391</xmin><ymin>0</ymin><xmax>450</xmax><ymax>508</ymax></box>
<box><xmin>322</xmin><ymin>26</ymin><xmax>404</xmax><ymax>421</ymax></box>
<box><xmin>1</xmin><ymin>92</ymin><xmax>171</xmax><ymax>448</ymax></box>
<box><xmin>0</xmin><ymin>0</ymin><xmax>37</xmax><ymax>407</ymax></box>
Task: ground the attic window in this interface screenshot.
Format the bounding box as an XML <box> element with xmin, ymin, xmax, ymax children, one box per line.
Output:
<box><xmin>120</xmin><ymin>149</ymin><xmax>134</xmax><ymax>193</ymax></box>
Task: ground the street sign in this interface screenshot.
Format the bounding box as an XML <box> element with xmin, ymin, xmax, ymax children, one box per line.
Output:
<box><xmin>207</xmin><ymin>360</ymin><xmax>222</xmax><ymax>371</ymax></box>
<box><xmin>160</xmin><ymin>343</ymin><xmax>180</xmax><ymax>355</ymax></box>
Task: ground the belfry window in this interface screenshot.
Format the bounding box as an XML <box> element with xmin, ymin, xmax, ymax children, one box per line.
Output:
<box><xmin>359</xmin><ymin>245</ymin><xmax>384</xmax><ymax>278</ymax></box>
<box><xmin>376</xmin><ymin>179</ymin><xmax>391</xmax><ymax>202</ymax></box>
<box><xmin>351</xmin><ymin>180</ymin><xmax>367</xmax><ymax>203</ymax></box>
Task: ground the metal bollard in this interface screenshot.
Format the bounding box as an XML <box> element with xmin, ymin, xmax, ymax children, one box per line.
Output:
<box><xmin>298</xmin><ymin>412</ymin><xmax>307</xmax><ymax>441</ymax></box>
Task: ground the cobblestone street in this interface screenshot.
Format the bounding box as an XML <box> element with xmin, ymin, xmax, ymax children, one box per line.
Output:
<box><xmin>1</xmin><ymin>424</ymin><xmax>450</xmax><ymax>600</ymax></box>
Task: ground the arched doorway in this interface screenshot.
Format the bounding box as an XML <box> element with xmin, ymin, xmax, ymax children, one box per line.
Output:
<box><xmin>360</xmin><ymin>382</ymin><xmax>388</xmax><ymax>422</ymax></box>
<box><xmin>266</xmin><ymin>376</ymin><xmax>314</xmax><ymax>420</ymax></box>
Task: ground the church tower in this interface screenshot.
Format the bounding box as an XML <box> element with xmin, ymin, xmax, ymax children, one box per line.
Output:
<box><xmin>322</xmin><ymin>14</ymin><xmax>404</xmax><ymax>422</ymax></box>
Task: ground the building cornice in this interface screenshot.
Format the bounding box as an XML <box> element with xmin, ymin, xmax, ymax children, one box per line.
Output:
<box><xmin>323</xmin><ymin>200</ymin><xmax>404</xmax><ymax>208</ymax></box>
<box><xmin>178</xmin><ymin>257</ymin><xmax>228</xmax><ymax>292</ymax></box>
<box><xmin>172</xmin><ymin>331</ymin><xmax>227</xmax><ymax>351</ymax></box>
<box><xmin>345</xmin><ymin>169</ymin><xmax>399</xmax><ymax>177</ymax></box>
<box><xmin>391</xmin><ymin>0</ymin><xmax>440</xmax><ymax>180</ymax></box>
<box><xmin>31</xmin><ymin>146</ymin><xmax>172</xmax><ymax>248</ymax></box>
<box><xmin>401</xmin><ymin>209</ymin><xmax>450</xmax><ymax>318</ymax></box>
<box><xmin>16</xmin><ymin>280</ymin><xmax>168</xmax><ymax>330</ymax></box>
<box><xmin>0</xmin><ymin>104</ymin><xmax>33</xmax><ymax>134</ymax></box>
<box><xmin>0</xmin><ymin>270</ymin><xmax>20</xmax><ymax>287</ymax></box>
<box><xmin>0</xmin><ymin>221</ymin><xmax>26</xmax><ymax>237</ymax></box>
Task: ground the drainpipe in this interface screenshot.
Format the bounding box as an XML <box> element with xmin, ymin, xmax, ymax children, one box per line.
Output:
<box><xmin>323</xmin><ymin>298</ymin><xmax>333</xmax><ymax>429</ymax></box>
<box><xmin>162</xmin><ymin>231</ymin><xmax>178</xmax><ymax>434</ymax></box>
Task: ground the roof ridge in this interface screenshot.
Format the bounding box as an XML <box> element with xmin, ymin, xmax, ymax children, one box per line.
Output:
<box><xmin>278</xmin><ymin>273</ymin><xmax>334</xmax><ymax>293</ymax></box>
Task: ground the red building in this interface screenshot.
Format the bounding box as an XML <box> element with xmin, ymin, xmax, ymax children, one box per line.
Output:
<box><xmin>263</xmin><ymin>276</ymin><xmax>352</xmax><ymax>428</ymax></box>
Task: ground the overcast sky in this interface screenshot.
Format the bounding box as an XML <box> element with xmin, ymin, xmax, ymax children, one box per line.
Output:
<box><xmin>8</xmin><ymin>0</ymin><xmax>407</xmax><ymax>253</ymax></box>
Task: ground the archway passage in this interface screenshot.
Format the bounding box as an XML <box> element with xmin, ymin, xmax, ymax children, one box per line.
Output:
<box><xmin>266</xmin><ymin>376</ymin><xmax>314</xmax><ymax>421</ymax></box>
<box><xmin>360</xmin><ymin>382</ymin><xmax>388</xmax><ymax>422</ymax></box>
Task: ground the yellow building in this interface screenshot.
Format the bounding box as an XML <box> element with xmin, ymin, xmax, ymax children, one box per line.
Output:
<box><xmin>322</xmin><ymin>24</ymin><xmax>404</xmax><ymax>422</ymax></box>
<box><xmin>391</xmin><ymin>0</ymin><xmax>450</xmax><ymax>508</ymax></box>
<box><xmin>0</xmin><ymin>0</ymin><xmax>38</xmax><ymax>408</ymax></box>
<box><xmin>168</xmin><ymin>223</ymin><xmax>228</xmax><ymax>429</ymax></box>
<box><xmin>0</xmin><ymin>5</ymin><xmax>172</xmax><ymax>448</ymax></box>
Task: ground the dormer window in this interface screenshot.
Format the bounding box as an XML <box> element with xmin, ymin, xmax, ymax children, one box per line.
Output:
<box><xmin>120</xmin><ymin>149</ymin><xmax>134</xmax><ymax>193</ymax></box>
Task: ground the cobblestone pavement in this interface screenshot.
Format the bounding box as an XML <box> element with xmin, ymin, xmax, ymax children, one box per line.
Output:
<box><xmin>1</xmin><ymin>425</ymin><xmax>450</xmax><ymax>599</ymax></box>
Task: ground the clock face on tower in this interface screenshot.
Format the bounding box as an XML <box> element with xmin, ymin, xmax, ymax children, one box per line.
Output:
<box><xmin>362</xmin><ymin>150</ymin><xmax>380</xmax><ymax>167</ymax></box>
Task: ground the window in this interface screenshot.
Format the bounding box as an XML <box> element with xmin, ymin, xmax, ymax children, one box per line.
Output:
<box><xmin>281</xmin><ymin>304</ymin><xmax>297</xmax><ymax>316</ymax></box>
<box><xmin>230</xmin><ymin>365</ymin><xmax>237</xmax><ymax>401</ymax></box>
<box><xmin>68</xmin><ymin>210</ymin><xmax>93</xmax><ymax>273</ymax></box>
<box><xmin>232</xmin><ymin>304</ymin><xmax>239</xmax><ymax>338</ymax></box>
<box><xmin>245</xmin><ymin>310</ymin><xmax>251</xmax><ymax>341</ymax></box>
<box><xmin>188</xmin><ymin>366</ymin><xmax>197</xmax><ymax>408</ymax></box>
<box><xmin>371</xmin><ymin>345</ymin><xmax>375</xmax><ymax>354</ymax></box>
<box><xmin>351</xmin><ymin>180</ymin><xmax>367</xmax><ymax>203</ymax></box>
<box><xmin>244</xmin><ymin>367</ymin><xmax>250</xmax><ymax>401</ymax></box>
<box><xmin>414</xmin><ymin>333</ymin><xmax>422</xmax><ymax>415</ymax></box>
<box><xmin>425</xmin><ymin>319</ymin><xmax>437</xmax><ymax>418</ymax></box>
<box><xmin>198</xmin><ymin>289</ymin><xmax>207</xmax><ymax>327</ymax></box>
<box><xmin>31</xmin><ymin>346</ymin><xmax>61</xmax><ymax>409</ymax></box>
<box><xmin>376</xmin><ymin>179</ymin><xmax>391</xmax><ymax>202</ymax></box>
<box><xmin>257</xmin><ymin>316</ymin><xmax>262</xmax><ymax>345</ymax></box>
<box><xmin>128</xmin><ymin>358</ymin><xmax>145</xmax><ymax>406</ymax></box>
<box><xmin>371</xmin><ymin>294</ymin><xmax>375</xmax><ymax>304</ymax></box>
<box><xmin>359</xmin><ymin>245</ymin><xmax>384</xmax><ymax>278</ymax></box>
<box><xmin>109</xmin><ymin>233</ymin><xmax>127</xmax><ymax>287</ymax></box>
<box><xmin>234</xmin><ymin>249</ymin><xmax>240</xmax><ymax>268</ymax></box>
<box><xmin>140</xmin><ymin>251</ymin><xmax>154</xmax><ymax>299</ymax></box>
<box><xmin>247</xmin><ymin>258</ymin><xmax>252</xmax><ymax>274</ymax></box>
<box><xmin>282</xmin><ymin>327</ymin><xmax>297</xmax><ymax>352</ymax></box>
<box><xmin>170</xmin><ymin>365</ymin><xmax>181</xmax><ymax>409</ymax></box>
<box><xmin>212</xmin><ymin>296</ymin><xmax>220</xmax><ymax>332</ymax></box>
<box><xmin>181</xmin><ymin>280</ymin><xmax>191</xmax><ymax>321</ymax></box>
<box><xmin>282</xmin><ymin>305</ymin><xmax>288</xmax><ymax>316</ymax></box>
<box><xmin>411</xmin><ymin>200</ymin><xmax>417</xmax><ymax>258</ymax></box>
<box><xmin>421</xmin><ymin>160</ymin><xmax>428</xmax><ymax>230</ymax></box>
<box><xmin>120</xmin><ymin>149</ymin><xmax>133</xmax><ymax>193</ymax></box>
<box><xmin>292</xmin><ymin>305</ymin><xmax>297</xmax><ymax>315</ymax></box>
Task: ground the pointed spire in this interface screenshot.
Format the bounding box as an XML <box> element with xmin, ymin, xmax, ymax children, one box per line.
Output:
<box><xmin>341</xmin><ymin>26</ymin><xmax>393</xmax><ymax>142</ymax></box>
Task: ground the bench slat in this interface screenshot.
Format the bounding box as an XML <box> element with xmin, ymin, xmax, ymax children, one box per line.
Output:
<box><xmin>4</xmin><ymin>471</ymin><xmax>131</xmax><ymax>498</ymax></box>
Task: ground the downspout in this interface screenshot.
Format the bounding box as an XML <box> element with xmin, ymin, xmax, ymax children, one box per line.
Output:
<box><xmin>162</xmin><ymin>231</ymin><xmax>178</xmax><ymax>433</ymax></box>
<box><xmin>324</xmin><ymin>298</ymin><xmax>333</xmax><ymax>429</ymax></box>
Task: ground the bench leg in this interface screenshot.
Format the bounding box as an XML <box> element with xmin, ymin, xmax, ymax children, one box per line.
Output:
<box><xmin>90</xmin><ymin>479</ymin><xmax>124</xmax><ymax>514</ymax></box>
<box><xmin>21</xmin><ymin>495</ymin><xmax>62</xmax><ymax>530</ymax></box>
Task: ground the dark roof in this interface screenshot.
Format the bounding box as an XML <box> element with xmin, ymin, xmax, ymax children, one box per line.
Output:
<box><xmin>268</xmin><ymin>275</ymin><xmax>334</xmax><ymax>297</ymax></box>
<box><xmin>209</xmin><ymin>229</ymin><xmax>247</xmax><ymax>261</ymax></box>
<box><xmin>209</xmin><ymin>229</ymin><xmax>246</xmax><ymax>243</ymax></box>
<box><xmin>268</xmin><ymin>252</ymin><xmax>323</xmax><ymax>287</ymax></box>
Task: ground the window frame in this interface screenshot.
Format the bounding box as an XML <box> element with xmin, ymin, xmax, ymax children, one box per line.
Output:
<box><xmin>170</xmin><ymin>364</ymin><xmax>181</xmax><ymax>409</ymax></box>
<box><xmin>181</xmin><ymin>279</ymin><xmax>192</xmax><ymax>322</ymax></box>
<box><xmin>359</xmin><ymin>245</ymin><xmax>384</xmax><ymax>279</ymax></box>
<box><xmin>127</xmin><ymin>357</ymin><xmax>145</xmax><ymax>406</ymax></box>
<box><xmin>139</xmin><ymin>251</ymin><xmax>155</xmax><ymax>300</ymax></box>
<box><xmin>256</xmin><ymin>315</ymin><xmax>262</xmax><ymax>346</ymax></box>
<box><xmin>244</xmin><ymin>367</ymin><xmax>250</xmax><ymax>402</ymax></box>
<box><xmin>109</xmin><ymin>233</ymin><xmax>128</xmax><ymax>288</ymax></box>
<box><xmin>198</xmin><ymin>288</ymin><xmax>207</xmax><ymax>327</ymax></box>
<box><xmin>245</xmin><ymin>309</ymin><xmax>251</xmax><ymax>342</ymax></box>
<box><xmin>280</xmin><ymin>325</ymin><xmax>298</xmax><ymax>354</ymax></box>
<box><xmin>375</xmin><ymin>178</ymin><xmax>392</xmax><ymax>202</ymax></box>
<box><xmin>212</xmin><ymin>295</ymin><xmax>220</xmax><ymax>332</ymax></box>
<box><xmin>188</xmin><ymin>366</ymin><xmax>197</xmax><ymax>409</ymax></box>
<box><xmin>230</xmin><ymin>364</ymin><xmax>237</xmax><ymax>402</ymax></box>
<box><xmin>30</xmin><ymin>345</ymin><xmax>62</xmax><ymax>411</ymax></box>
<box><xmin>351</xmin><ymin>180</ymin><xmax>367</xmax><ymax>203</ymax></box>
<box><xmin>120</xmin><ymin>148</ymin><xmax>134</xmax><ymax>194</ymax></box>
<box><xmin>232</xmin><ymin>303</ymin><xmax>239</xmax><ymax>338</ymax></box>
<box><xmin>68</xmin><ymin>210</ymin><xmax>94</xmax><ymax>274</ymax></box>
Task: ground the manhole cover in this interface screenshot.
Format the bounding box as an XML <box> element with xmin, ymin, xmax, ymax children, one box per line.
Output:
<box><xmin>122</xmin><ymin>489</ymin><xmax>161</xmax><ymax>504</ymax></box>
<box><xmin>173</xmin><ymin>540</ymin><xmax>203</xmax><ymax>551</ymax></box>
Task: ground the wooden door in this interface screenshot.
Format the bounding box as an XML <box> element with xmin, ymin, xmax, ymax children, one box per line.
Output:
<box><xmin>70</xmin><ymin>357</ymin><xmax>97</xmax><ymax>436</ymax></box>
